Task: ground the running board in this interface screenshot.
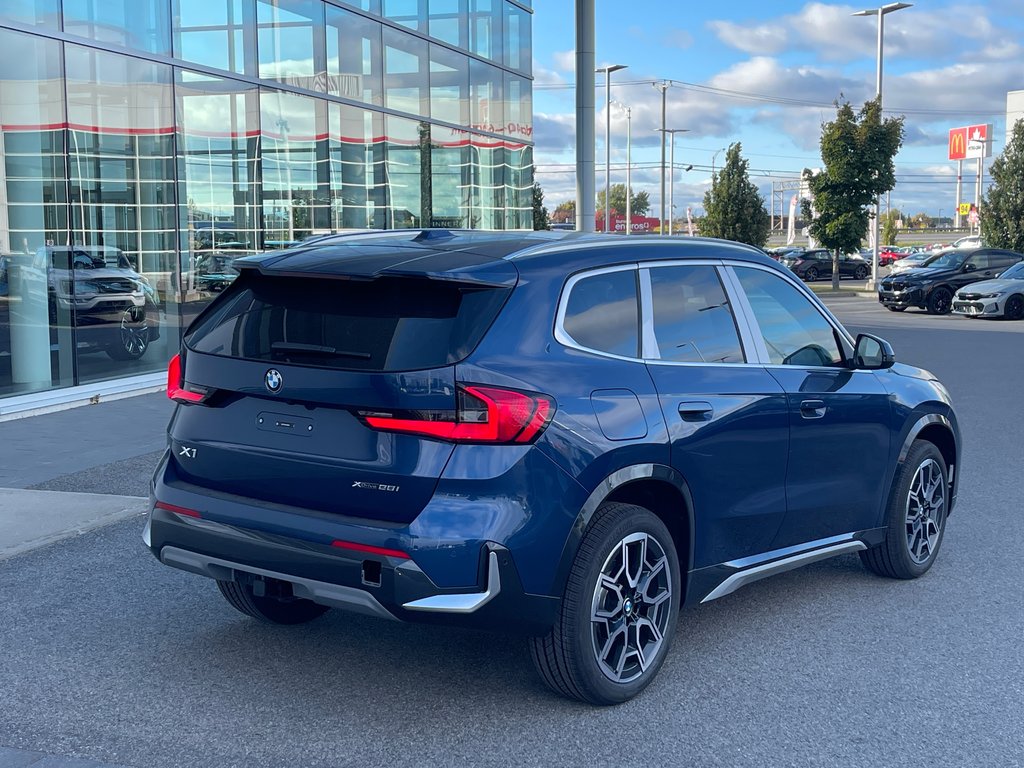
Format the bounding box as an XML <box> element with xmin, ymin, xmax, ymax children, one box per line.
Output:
<box><xmin>700</xmin><ymin>540</ymin><xmax>867</xmax><ymax>603</ymax></box>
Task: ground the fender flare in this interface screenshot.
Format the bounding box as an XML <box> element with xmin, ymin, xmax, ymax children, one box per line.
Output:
<box><xmin>888</xmin><ymin>411</ymin><xmax>960</xmax><ymax>521</ymax></box>
<box><xmin>549</xmin><ymin>464</ymin><xmax>695</xmax><ymax>598</ymax></box>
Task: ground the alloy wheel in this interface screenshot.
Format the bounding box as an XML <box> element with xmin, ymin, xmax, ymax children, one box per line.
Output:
<box><xmin>119</xmin><ymin>306</ymin><xmax>150</xmax><ymax>357</ymax></box>
<box><xmin>905</xmin><ymin>458</ymin><xmax>946</xmax><ymax>565</ymax></box>
<box><xmin>590</xmin><ymin>532</ymin><xmax>673</xmax><ymax>684</ymax></box>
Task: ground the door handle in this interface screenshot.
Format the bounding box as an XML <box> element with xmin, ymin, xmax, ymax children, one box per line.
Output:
<box><xmin>800</xmin><ymin>399</ymin><xmax>827</xmax><ymax>419</ymax></box>
<box><xmin>678</xmin><ymin>401</ymin><xmax>714</xmax><ymax>422</ymax></box>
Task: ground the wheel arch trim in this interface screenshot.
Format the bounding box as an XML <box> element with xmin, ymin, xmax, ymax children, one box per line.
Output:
<box><xmin>550</xmin><ymin>463</ymin><xmax>696</xmax><ymax>598</ymax></box>
<box><xmin>895</xmin><ymin>411</ymin><xmax>960</xmax><ymax>517</ymax></box>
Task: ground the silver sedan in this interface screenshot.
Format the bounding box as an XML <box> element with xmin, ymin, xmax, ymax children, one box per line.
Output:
<box><xmin>952</xmin><ymin>261</ymin><xmax>1024</xmax><ymax>319</ymax></box>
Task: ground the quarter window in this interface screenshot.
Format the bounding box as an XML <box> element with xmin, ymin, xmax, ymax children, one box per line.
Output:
<box><xmin>562</xmin><ymin>270</ymin><xmax>639</xmax><ymax>358</ymax></box>
<box><xmin>648</xmin><ymin>266</ymin><xmax>744</xmax><ymax>363</ymax></box>
<box><xmin>734</xmin><ymin>267</ymin><xmax>844</xmax><ymax>367</ymax></box>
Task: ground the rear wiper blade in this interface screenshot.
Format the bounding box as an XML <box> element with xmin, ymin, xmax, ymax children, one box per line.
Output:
<box><xmin>271</xmin><ymin>342</ymin><xmax>371</xmax><ymax>359</ymax></box>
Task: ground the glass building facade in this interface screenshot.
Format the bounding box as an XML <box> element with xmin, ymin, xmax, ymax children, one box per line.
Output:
<box><xmin>0</xmin><ymin>0</ymin><xmax>533</xmax><ymax>403</ymax></box>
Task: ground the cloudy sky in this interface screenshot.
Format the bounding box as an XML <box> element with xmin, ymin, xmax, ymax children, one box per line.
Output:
<box><xmin>531</xmin><ymin>0</ymin><xmax>1024</xmax><ymax>221</ymax></box>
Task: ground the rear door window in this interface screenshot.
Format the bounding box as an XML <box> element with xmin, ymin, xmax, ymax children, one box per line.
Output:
<box><xmin>647</xmin><ymin>265</ymin><xmax>745</xmax><ymax>363</ymax></box>
<box><xmin>561</xmin><ymin>268</ymin><xmax>639</xmax><ymax>358</ymax></box>
<box><xmin>185</xmin><ymin>273</ymin><xmax>510</xmax><ymax>371</ymax></box>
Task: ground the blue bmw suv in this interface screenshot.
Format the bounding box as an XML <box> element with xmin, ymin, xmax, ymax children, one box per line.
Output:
<box><xmin>147</xmin><ymin>231</ymin><xmax>961</xmax><ymax>705</ymax></box>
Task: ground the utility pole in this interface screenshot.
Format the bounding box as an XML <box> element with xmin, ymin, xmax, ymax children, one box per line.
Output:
<box><xmin>659</xmin><ymin>128</ymin><xmax>688</xmax><ymax>236</ymax></box>
<box><xmin>653</xmin><ymin>81</ymin><xmax>670</xmax><ymax>234</ymax></box>
<box><xmin>955</xmin><ymin>160</ymin><xmax>962</xmax><ymax>229</ymax></box>
<box><xmin>575</xmin><ymin>0</ymin><xmax>595</xmax><ymax>232</ymax></box>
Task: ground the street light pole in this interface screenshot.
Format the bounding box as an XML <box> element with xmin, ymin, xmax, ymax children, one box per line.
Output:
<box><xmin>853</xmin><ymin>2</ymin><xmax>912</xmax><ymax>289</ymax></box>
<box><xmin>597</xmin><ymin>64</ymin><xmax>627</xmax><ymax>233</ymax></box>
<box><xmin>659</xmin><ymin>128</ymin><xmax>688</xmax><ymax>236</ymax></box>
<box><xmin>625</xmin><ymin>106</ymin><xmax>632</xmax><ymax>235</ymax></box>
<box><xmin>653</xmin><ymin>81</ymin><xmax>670</xmax><ymax>234</ymax></box>
<box><xmin>575</xmin><ymin>0</ymin><xmax>596</xmax><ymax>233</ymax></box>
<box><xmin>711</xmin><ymin>147</ymin><xmax>725</xmax><ymax>176</ymax></box>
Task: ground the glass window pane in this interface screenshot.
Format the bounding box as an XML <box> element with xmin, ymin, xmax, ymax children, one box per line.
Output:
<box><xmin>326</xmin><ymin>6</ymin><xmax>382</xmax><ymax>106</ymax></box>
<box><xmin>383</xmin><ymin>27</ymin><xmax>428</xmax><ymax>117</ymax></box>
<box><xmin>63</xmin><ymin>44</ymin><xmax>178</xmax><ymax>384</ymax></box>
<box><xmin>176</xmin><ymin>69</ymin><xmax>261</xmax><ymax>319</ymax></box>
<box><xmin>504</xmin><ymin>3</ymin><xmax>530</xmax><ymax>73</ymax></box>
<box><xmin>384</xmin><ymin>115</ymin><xmax>425</xmax><ymax>228</ymax></box>
<box><xmin>329</xmin><ymin>103</ymin><xmax>387</xmax><ymax>229</ymax></box>
<box><xmin>0</xmin><ymin>28</ymin><xmax>72</xmax><ymax>396</ymax></box>
<box><xmin>0</xmin><ymin>0</ymin><xmax>61</xmax><ymax>29</ymax></box>
<box><xmin>563</xmin><ymin>270</ymin><xmax>639</xmax><ymax>358</ymax></box>
<box><xmin>504</xmin><ymin>141</ymin><xmax>532</xmax><ymax>230</ymax></box>
<box><xmin>429</xmin><ymin>0</ymin><xmax>464</xmax><ymax>47</ymax></box>
<box><xmin>257</xmin><ymin>0</ymin><xmax>321</xmax><ymax>87</ymax></box>
<box><xmin>470</xmin><ymin>59</ymin><xmax>503</xmax><ymax>131</ymax></box>
<box><xmin>504</xmin><ymin>72</ymin><xmax>532</xmax><ymax>141</ymax></box>
<box><xmin>63</xmin><ymin>0</ymin><xmax>172</xmax><ymax>55</ymax></box>
<box><xmin>735</xmin><ymin>267</ymin><xmax>843</xmax><ymax>367</ymax></box>
<box><xmin>430</xmin><ymin>125</ymin><xmax>469</xmax><ymax>228</ymax></box>
<box><xmin>468</xmin><ymin>0</ymin><xmax>502</xmax><ymax>61</ymax></box>
<box><xmin>383</xmin><ymin>0</ymin><xmax>424</xmax><ymax>31</ymax></box>
<box><xmin>467</xmin><ymin>133</ymin><xmax>504</xmax><ymax>230</ymax></box>
<box><xmin>173</xmin><ymin>0</ymin><xmax>253</xmax><ymax>75</ymax></box>
<box><xmin>429</xmin><ymin>45</ymin><xmax>469</xmax><ymax>125</ymax></box>
<box><xmin>260</xmin><ymin>89</ymin><xmax>330</xmax><ymax>245</ymax></box>
<box><xmin>649</xmin><ymin>266</ymin><xmax>745</xmax><ymax>363</ymax></box>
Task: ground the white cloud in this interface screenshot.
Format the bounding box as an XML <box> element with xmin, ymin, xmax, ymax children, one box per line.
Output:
<box><xmin>552</xmin><ymin>50</ymin><xmax>576</xmax><ymax>73</ymax></box>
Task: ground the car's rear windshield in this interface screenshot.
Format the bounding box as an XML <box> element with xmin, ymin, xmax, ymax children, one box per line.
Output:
<box><xmin>185</xmin><ymin>271</ymin><xmax>510</xmax><ymax>371</ymax></box>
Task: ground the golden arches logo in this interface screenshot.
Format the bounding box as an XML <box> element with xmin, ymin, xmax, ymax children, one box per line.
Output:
<box><xmin>948</xmin><ymin>129</ymin><xmax>967</xmax><ymax>160</ymax></box>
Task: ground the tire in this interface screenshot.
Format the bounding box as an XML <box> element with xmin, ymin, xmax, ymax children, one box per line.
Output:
<box><xmin>804</xmin><ymin>267</ymin><xmax>819</xmax><ymax>282</ymax></box>
<box><xmin>216</xmin><ymin>579</ymin><xmax>330</xmax><ymax>624</ymax></box>
<box><xmin>105</xmin><ymin>305</ymin><xmax>151</xmax><ymax>361</ymax></box>
<box><xmin>1004</xmin><ymin>294</ymin><xmax>1024</xmax><ymax>321</ymax></box>
<box><xmin>529</xmin><ymin>502</ymin><xmax>681</xmax><ymax>705</ymax></box>
<box><xmin>887</xmin><ymin>306</ymin><xmax>906</xmax><ymax>312</ymax></box>
<box><xmin>860</xmin><ymin>441</ymin><xmax>948</xmax><ymax>580</ymax></box>
<box><xmin>926</xmin><ymin>287</ymin><xmax>953</xmax><ymax>315</ymax></box>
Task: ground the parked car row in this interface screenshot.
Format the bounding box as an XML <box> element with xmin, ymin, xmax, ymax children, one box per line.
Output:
<box><xmin>777</xmin><ymin>249</ymin><xmax>870</xmax><ymax>282</ymax></box>
<box><xmin>877</xmin><ymin>247</ymin><xmax>1024</xmax><ymax>318</ymax></box>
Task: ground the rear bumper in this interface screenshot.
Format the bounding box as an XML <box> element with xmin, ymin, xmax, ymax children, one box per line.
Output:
<box><xmin>145</xmin><ymin>504</ymin><xmax>558</xmax><ymax>633</ymax></box>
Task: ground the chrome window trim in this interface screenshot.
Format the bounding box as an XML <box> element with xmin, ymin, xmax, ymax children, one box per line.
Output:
<box><xmin>553</xmin><ymin>263</ymin><xmax>644</xmax><ymax>363</ymax></box>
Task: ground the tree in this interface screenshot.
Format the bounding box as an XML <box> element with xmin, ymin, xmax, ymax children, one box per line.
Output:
<box><xmin>910</xmin><ymin>212</ymin><xmax>931</xmax><ymax>229</ymax></box>
<box><xmin>532</xmin><ymin>181</ymin><xmax>550</xmax><ymax>231</ymax></box>
<box><xmin>551</xmin><ymin>200</ymin><xmax>575</xmax><ymax>224</ymax></box>
<box><xmin>802</xmin><ymin>98</ymin><xmax>904</xmax><ymax>288</ymax></box>
<box><xmin>982</xmin><ymin>119</ymin><xmax>1024</xmax><ymax>252</ymax></box>
<box><xmin>701</xmin><ymin>143</ymin><xmax>770</xmax><ymax>247</ymax></box>
<box><xmin>596</xmin><ymin>184</ymin><xmax>651</xmax><ymax>218</ymax></box>
<box><xmin>881</xmin><ymin>208</ymin><xmax>901</xmax><ymax>246</ymax></box>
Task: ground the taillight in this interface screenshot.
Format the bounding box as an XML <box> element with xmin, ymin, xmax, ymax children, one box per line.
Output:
<box><xmin>154</xmin><ymin>501</ymin><xmax>201</xmax><ymax>518</ymax></box>
<box><xmin>167</xmin><ymin>353</ymin><xmax>207</xmax><ymax>404</ymax></box>
<box><xmin>362</xmin><ymin>385</ymin><xmax>554</xmax><ymax>444</ymax></box>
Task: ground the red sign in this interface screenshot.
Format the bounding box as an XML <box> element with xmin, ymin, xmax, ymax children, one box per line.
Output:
<box><xmin>948</xmin><ymin>127</ymin><xmax>967</xmax><ymax>160</ymax></box>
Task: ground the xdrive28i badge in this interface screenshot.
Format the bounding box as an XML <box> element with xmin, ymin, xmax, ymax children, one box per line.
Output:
<box><xmin>265</xmin><ymin>369</ymin><xmax>283</xmax><ymax>393</ymax></box>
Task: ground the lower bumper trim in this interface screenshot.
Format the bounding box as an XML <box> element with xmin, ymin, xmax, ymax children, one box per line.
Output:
<box><xmin>402</xmin><ymin>550</ymin><xmax>501</xmax><ymax>613</ymax></box>
<box><xmin>160</xmin><ymin>545</ymin><xmax>398</xmax><ymax>621</ymax></box>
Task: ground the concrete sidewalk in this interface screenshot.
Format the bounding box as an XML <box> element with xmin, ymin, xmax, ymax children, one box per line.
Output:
<box><xmin>0</xmin><ymin>392</ymin><xmax>170</xmax><ymax>559</ymax></box>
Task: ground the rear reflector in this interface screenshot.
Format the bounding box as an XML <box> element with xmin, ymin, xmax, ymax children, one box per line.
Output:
<box><xmin>155</xmin><ymin>501</ymin><xmax>202</xmax><ymax>518</ymax></box>
<box><xmin>331</xmin><ymin>539</ymin><xmax>410</xmax><ymax>560</ymax></box>
<box><xmin>363</xmin><ymin>385</ymin><xmax>553</xmax><ymax>444</ymax></box>
<box><xmin>167</xmin><ymin>353</ymin><xmax>207</xmax><ymax>404</ymax></box>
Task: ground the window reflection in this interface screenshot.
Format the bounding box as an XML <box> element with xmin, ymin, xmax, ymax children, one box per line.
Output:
<box><xmin>63</xmin><ymin>44</ymin><xmax>178</xmax><ymax>383</ymax></box>
<box><xmin>505</xmin><ymin>141</ymin><xmax>533</xmax><ymax>230</ymax></box>
<box><xmin>429</xmin><ymin>0</ymin><xmax>464</xmax><ymax>47</ymax></box>
<box><xmin>383</xmin><ymin>27</ymin><xmax>428</xmax><ymax>117</ymax></box>
<box><xmin>504</xmin><ymin>3</ymin><xmax>530</xmax><ymax>73</ymax></box>
<box><xmin>173</xmin><ymin>0</ymin><xmax>254</xmax><ymax>75</ymax></box>
<box><xmin>385</xmin><ymin>116</ymin><xmax>424</xmax><ymax>229</ymax></box>
<box><xmin>329</xmin><ymin>104</ymin><xmax>387</xmax><ymax>229</ymax></box>
<box><xmin>326</xmin><ymin>6</ymin><xmax>382</xmax><ymax>105</ymax></box>
<box><xmin>430</xmin><ymin>126</ymin><xmax>470</xmax><ymax>228</ymax></box>
<box><xmin>383</xmin><ymin>0</ymin><xmax>425</xmax><ymax>32</ymax></box>
<box><xmin>429</xmin><ymin>45</ymin><xmax>469</xmax><ymax>126</ymax></box>
<box><xmin>63</xmin><ymin>0</ymin><xmax>172</xmax><ymax>55</ymax></box>
<box><xmin>467</xmin><ymin>134</ymin><xmax>504</xmax><ymax>230</ymax></box>
<box><xmin>469</xmin><ymin>0</ymin><xmax>503</xmax><ymax>61</ymax></box>
<box><xmin>470</xmin><ymin>59</ymin><xmax>503</xmax><ymax>134</ymax></box>
<box><xmin>0</xmin><ymin>0</ymin><xmax>61</xmax><ymax>29</ymax></box>
<box><xmin>260</xmin><ymin>89</ymin><xmax>330</xmax><ymax>245</ymax></box>
<box><xmin>256</xmin><ymin>0</ymin><xmax>322</xmax><ymax>87</ymax></box>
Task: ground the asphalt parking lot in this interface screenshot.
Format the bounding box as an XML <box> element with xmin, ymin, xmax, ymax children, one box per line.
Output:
<box><xmin>1</xmin><ymin>296</ymin><xmax>1022</xmax><ymax>768</ymax></box>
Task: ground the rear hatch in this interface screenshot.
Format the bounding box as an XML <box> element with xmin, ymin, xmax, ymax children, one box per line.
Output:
<box><xmin>169</xmin><ymin>245</ymin><xmax>517</xmax><ymax>524</ymax></box>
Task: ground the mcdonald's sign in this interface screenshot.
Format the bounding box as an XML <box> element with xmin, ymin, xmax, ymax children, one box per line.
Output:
<box><xmin>948</xmin><ymin>127</ymin><xmax>967</xmax><ymax>160</ymax></box>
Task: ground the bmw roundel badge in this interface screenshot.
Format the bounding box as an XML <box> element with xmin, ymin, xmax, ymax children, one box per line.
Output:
<box><xmin>265</xmin><ymin>368</ymin><xmax>283</xmax><ymax>393</ymax></box>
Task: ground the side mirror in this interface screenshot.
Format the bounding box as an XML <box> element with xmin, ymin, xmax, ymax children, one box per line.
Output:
<box><xmin>964</xmin><ymin>262</ymin><xmax>977</xmax><ymax>272</ymax></box>
<box><xmin>853</xmin><ymin>333</ymin><xmax>895</xmax><ymax>370</ymax></box>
